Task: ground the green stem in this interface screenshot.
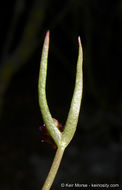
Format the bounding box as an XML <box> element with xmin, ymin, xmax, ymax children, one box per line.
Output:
<box><xmin>42</xmin><ymin>147</ymin><xmax>65</xmax><ymax>190</ymax></box>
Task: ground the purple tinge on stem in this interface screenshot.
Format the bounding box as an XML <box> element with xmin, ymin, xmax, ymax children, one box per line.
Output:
<box><xmin>39</xmin><ymin>118</ymin><xmax>64</xmax><ymax>149</ymax></box>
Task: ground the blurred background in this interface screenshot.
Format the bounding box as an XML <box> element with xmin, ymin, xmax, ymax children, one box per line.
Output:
<box><xmin>0</xmin><ymin>0</ymin><xmax>122</xmax><ymax>189</ymax></box>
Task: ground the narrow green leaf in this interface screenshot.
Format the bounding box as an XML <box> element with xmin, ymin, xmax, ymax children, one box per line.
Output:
<box><xmin>61</xmin><ymin>37</ymin><xmax>83</xmax><ymax>147</ymax></box>
<box><xmin>38</xmin><ymin>31</ymin><xmax>61</xmax><ymax>146</ymax></box>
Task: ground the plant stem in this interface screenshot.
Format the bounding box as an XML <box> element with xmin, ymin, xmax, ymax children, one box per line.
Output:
<box><xmin>42</xmin><ymin>146</ymin><xmax>65</xmax><ymax>190</ymax></box>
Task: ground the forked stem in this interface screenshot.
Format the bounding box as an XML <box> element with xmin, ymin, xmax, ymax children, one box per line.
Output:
<box><xmin>39</xmin><ymin>31</ymin><xmax>83</xmax><ymax>190</ymax></box>
<box><xmin>42</xmin><ymin>147</ymin><xmax>65</xmax><ymax>190</ymax></box>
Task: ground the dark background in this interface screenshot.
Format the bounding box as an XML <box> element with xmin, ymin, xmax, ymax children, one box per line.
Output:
<box><xmin>0</xmin><ymin>0</ymin><xmax>122</xmax><ymax>189</ymax></box>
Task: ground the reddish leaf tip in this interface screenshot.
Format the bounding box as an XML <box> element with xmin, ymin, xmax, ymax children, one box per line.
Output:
<box><xmin>78</xmin><ymin>36</ymin><xmax>81</xmax><ymax>47</ymax></box>
<box><xmin>46</xmin><ymin>30</ymin><xmax>50</xmax><ymax>38</ymax></box>
<box><xmin>43</xmin><ymin>30</ymin><xmax>50</xmax><ymax>50</ymax></box>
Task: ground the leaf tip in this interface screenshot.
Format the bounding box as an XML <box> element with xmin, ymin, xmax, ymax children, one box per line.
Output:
<box><xmin>78</xmin><ymin>36</ymin><xmax>81</xmax><ymax>47</ymax></box>
<box><xmin>46</xmin><ymin>30</ymin><xmax>50</xmax><ymax>38</ymax></box>
<box><xmin>43</xmin><ymin>30</ymin><xmax>50</xmax><ymax>49</ymax></box>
